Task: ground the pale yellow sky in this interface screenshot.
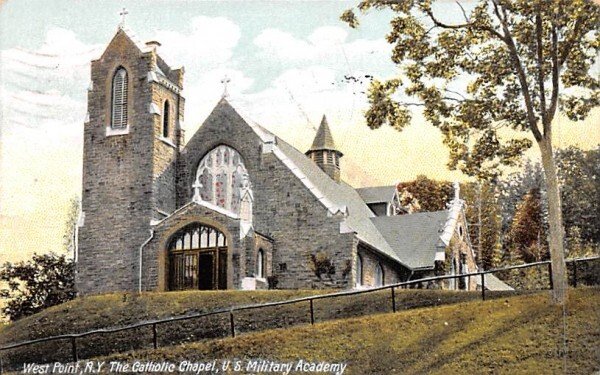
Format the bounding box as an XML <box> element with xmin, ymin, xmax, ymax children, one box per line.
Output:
<box><xmin>1</xmin><ymin>1</ymin><xmax>599</xmax><ymax>266</ymax></box>
<box><xmin>1</xmin><ymin>106</ymin><xmax>598</xmax><ymax>265</ymax></box>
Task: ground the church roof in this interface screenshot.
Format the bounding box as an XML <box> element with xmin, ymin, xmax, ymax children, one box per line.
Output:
<box><xmin>371</xmin><ymin>211</ymin><xmax>448</xmax><ymax>269</ymax></box>
<box><xmin>307</xmin><ymin>115</ymin><xmax>339</xmax><ymax>153</ymax></box>
<box><xmin>356</xmin><ymin>185</ymin><xmax>397</xmax><ymax>204</ymax></box>
<box><xmin>208</xmin><ymin>99</ymin><xmax>454</xmax><ymax>270</ymax></box>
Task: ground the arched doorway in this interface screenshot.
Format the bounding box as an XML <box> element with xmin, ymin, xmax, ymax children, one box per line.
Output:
<box><xmin>168</xmin><ymin>223</ymin><xmax>228</xmax><ymax>290</ymax></box>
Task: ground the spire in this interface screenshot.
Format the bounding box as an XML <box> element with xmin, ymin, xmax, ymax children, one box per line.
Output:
<box><xmin>308</xmin><ymin>115</ymin><xmax>337</xmax><ymax>152</ymax></box>
<box><xmin>306</xmin><ymin>115</ymin><xmax>343</xmax><ymax>182</ymax></box>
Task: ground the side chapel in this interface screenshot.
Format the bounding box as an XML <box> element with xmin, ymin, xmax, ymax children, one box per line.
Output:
<box><xmin>76</xmin><ymin>24</ymin><xmax>488</xmax><ymax>295</ymax></box>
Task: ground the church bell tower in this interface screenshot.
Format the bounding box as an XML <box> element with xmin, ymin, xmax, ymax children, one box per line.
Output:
<box><xmin>77</xmin><ymin>20</ymin><xmax>185</xmax><ymax>295</ymax></box>
<box><xmin>306</xmin><ymin>115</ymin><xmax>343</xmax><ymax>182</ymax></box>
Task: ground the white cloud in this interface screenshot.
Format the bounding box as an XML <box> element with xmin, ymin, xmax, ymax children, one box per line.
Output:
<box><xmin>153</xmin><ymin>16</ymin><xmax>241</xmax><ymax>75</ymax></box>
<box><xmin>253</xmin><ymin>26</ymin><xmax>391</xmax><ymax>72</ymax></box>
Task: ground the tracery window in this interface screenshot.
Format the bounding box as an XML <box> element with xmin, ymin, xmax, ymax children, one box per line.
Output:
<box><xmin>111</xmin><ymin>67</ymin><xmax>128</xmax><ymax>129</ymax></box>
<box><xmin>195</xmin><ymin>145</ymin><xmax>252</xmax><ymax>216</ymax></box>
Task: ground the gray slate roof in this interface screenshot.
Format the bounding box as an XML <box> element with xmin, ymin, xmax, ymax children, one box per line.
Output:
<box><xmin>307</xmin><ymin>115</ymin><xmax>338</xmax><ymax>152</ymax></box>
<box><xmin>356</xmin><ymin>185</ymin><xmax>397</xmax><ymax>204</ymax></box>
<box><xmin>371</xmin><ymin>211</ymin><xmax>448</xmax><ymax>269</ymax></box>
<box><xmin>230</xmin><ymin>101</ymin><xmax>447</xmax><ymax>270</ymax></box>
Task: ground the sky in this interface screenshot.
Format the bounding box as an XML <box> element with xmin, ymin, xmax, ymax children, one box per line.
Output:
<box><xmin>0</xmin><ymin>0</ymin><xmax>598</xmax><ymax>264</ymax></box>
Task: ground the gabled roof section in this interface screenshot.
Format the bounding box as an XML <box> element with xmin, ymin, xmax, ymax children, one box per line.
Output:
<box><xmin>356</xmin><ymin>185</ymin><xmax>397</xmax><ymax>204</ymax></box>
<box><xmin>307</xmin><ymin>115</ymin><xmax>338</xmax><ymax>153</ymax></box>
<box><xmin>371</xmin><ymin>211</ymin><xmax>449</xmax><ymax>269</ymax></box>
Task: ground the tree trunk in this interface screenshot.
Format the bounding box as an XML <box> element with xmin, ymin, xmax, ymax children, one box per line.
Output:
<box><xmin>538</xmin><ymin>137</ymin><xmax>567</xmax><ymax>305</ymax></box>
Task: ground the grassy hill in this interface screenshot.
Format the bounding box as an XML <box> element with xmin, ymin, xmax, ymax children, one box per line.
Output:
<box><xmin>0</xmin><ymin>288</ymin><xmax>520</xmax><ymax>369</ymax></box>
<box><xmin>98</xmin><ymin>287</ymin><xmax>600</xmax><ymax>374</ymax></box>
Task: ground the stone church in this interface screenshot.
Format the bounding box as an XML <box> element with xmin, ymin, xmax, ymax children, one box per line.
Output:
<box><xmin>76</xmin><ymin>25</ymin><xmax>482</xmax><ymax>295</ymax></box>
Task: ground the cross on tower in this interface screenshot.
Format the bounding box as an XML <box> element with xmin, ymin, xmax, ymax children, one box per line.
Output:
<box><xmin>220</xmin><ymin>75</ymin><xmax>231</xmax><ymax>98</ymax></box>
<box><xmin>119</xmin><ymin>7</ymin><xmax>129</xmax><ymax>27</ymax></box>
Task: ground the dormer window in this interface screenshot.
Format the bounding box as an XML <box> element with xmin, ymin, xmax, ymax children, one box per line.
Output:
<box><xmin>162</xmin><ymin>100</ymin><xmax>170</xmax><ymax>138</ymax></box>
<box><xmin>111</xmin><ymin>67</ymin><xmax>128</xmax><ymax>129</ymax></box>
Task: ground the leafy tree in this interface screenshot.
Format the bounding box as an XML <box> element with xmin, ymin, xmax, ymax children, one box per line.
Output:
<box><xmin>343</xmin><ymin>0</ymin><xmax>599</xmax><ymax>304</ymax></box>
<box><xmin>506</xmin><ymin>188</ymin><xmax>549</xmax><ymax>263</ymax></box>
<box><xmin>462</xmin><ymin>181</ymin><xmax>503</xmax><ymax>269</ymax></box>
<box><xmin>397</xmin><ymin>175</ymin><xmax>453</xmax><ymax>211</ymax></box>
<box><xmin>555</xmin><ymin>146</ymin><xmax>600</xmax><ymax>245</ymax></box>
<box><xmin>0</xmin><ymin>253</ymin><xmax>75</xmax><ymax>321</ymax></box>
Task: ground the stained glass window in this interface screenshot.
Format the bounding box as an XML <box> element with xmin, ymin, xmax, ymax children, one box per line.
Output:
<box><xmin>195</xmin><ymin>145</ymin><xmax>252</xmax><ymax>216</ymax></box>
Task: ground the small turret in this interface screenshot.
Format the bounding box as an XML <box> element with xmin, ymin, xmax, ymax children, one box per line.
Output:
<box><xmin>306</xmin><ymin>115</ymin><xmax>343</xmax><ymax>182</ymax></box>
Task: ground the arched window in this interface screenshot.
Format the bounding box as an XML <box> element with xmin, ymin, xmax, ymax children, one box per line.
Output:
<box><xmin>375</xmin><ymin>263</ymin><xmax>384</xmax><ymax>287</ymax></box>
<box><xmin>111</xmin><ymin>67</ymin><xmax>128</xmax><ymax>129</ymax></box>
<box><xmin>356</xmin><ymin>254</ymin><xmax>363</xmax><ymax>287</ymax></box>
<box><xmin>168</xmin><ymin>223</ymin><xmax>228</xmax><ymax>291</ymax></box>
<box><xmin>162</xmin><ymin>100</ymin><xmax>170</xmax><ymax>138</ymax></box>
<box><xmin>257</xmin><ymin>249</ymin><xmax>265</xmax><ymax>278</ymax></box>
<box><xmin>195</xmin><ymin>145</ymin><xmax>252</xmax><ymax>215</ymax></box>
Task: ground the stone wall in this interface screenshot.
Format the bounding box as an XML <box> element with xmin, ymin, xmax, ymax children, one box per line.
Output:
<box><xmin>142</xmin><ymin>202</ymin><xmax>243</xmax><ymax>291</ymax></box>
<box><xmin>357</xmin><ymin>244</ymin><xmax>409</xmax><ymax>287</ymax></box>
<box><xmin>77</xmin><ymin>30</ymin><xmax>182</xmax><ymax>295</ymax></box>
<box><xmin>177</xmin><ymin>101</ymin><xmax>356</xmax><ymax>290</ymax></box>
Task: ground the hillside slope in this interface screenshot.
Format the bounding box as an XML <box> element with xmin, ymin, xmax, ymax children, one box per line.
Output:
<box><xmin>0</xmin><ymin>288</ymin><xmax>519</xmax><ymax>368</ymax></box>
<box><xmin>99</xmin><ymin>288</ymin><xmax>600</xmax><ymax>375</ymax></box>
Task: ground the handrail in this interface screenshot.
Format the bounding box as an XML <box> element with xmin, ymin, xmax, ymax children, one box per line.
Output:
<box><xmin>0</xmin><ymin>255</ymin><xmax>597</xmax><ymax>354</ymax></box>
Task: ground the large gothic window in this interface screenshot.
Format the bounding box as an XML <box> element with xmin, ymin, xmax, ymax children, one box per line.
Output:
<box><xmin>111</xmin><ymin>67</ymin><xmax>128</xmax><ymax>129</ymax></box>
<box><xmin>195</xmin><ymin>145</ymin><xmax>252</xmax><ymax>219</ymax></box>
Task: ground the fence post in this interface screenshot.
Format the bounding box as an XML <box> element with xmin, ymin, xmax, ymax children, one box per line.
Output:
<box><xmin>309</xmin><ymin>299</ymin><xmax>315</xmax><ymax>325</ymax></box>
<box><xmin>391</xmin><ymin>286</ymin><xmax>396</xmax><ymax>313</ymax></box>
<box><xmin>152</xmin><ymin>323</ymin><xmax>158</xmax><ymax>349</ymax></box>
<box><xmin>71</xmin><ymin>337</ymin><xmax>78</xmax><ymax>362</ymax></box>
<box><xmin>480</xmin><ymin>273</ymin><xmax>485</xmax><ymax>301</ymax></box>
<box><xmin>1</xmin><ymin>355</ymin><xmax>4</xmax><ymax>375</ymax></box>
<box><xmin>548</xmin><ymin>263</ymin><xmax>554</xmax><ymax>290</ymax></box>
<box><xmin>229</xmin><ymin>311</ymin><xmax>235</xmax><ymax>338</ymax></box>
<box><xmin>572</xmin><ymin>261</ymin><xmax>578</xmax><ymax>288</ymax></box>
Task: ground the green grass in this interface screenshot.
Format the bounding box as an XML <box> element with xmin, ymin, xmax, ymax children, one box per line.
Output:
<box><xmin>97</xmin><ymin>287</ymin><xmax>600</xmax><ymax>375</ymax></box>
<box><xmin>0</xmin><ymin>287</ymin><xmax>522</xmax><ymax>369</ymax></box>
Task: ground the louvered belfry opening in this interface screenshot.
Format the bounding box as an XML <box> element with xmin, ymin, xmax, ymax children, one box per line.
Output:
<box><xmin>111</xmin><ymin>67</ymin><xmax>128</xmax><ymax>129</ymax></box>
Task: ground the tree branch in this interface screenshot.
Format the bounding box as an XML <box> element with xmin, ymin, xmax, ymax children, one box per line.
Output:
<box><xmin>535</xmin><ymin>7</ymin><xmax>549</xmax><ymax>134</ymax></box>
<box><xmin>492</xmin><ymin>0</ymin><xmax>543</xmax><ymax>142</ymax></box>
<box><xmin>548</xmin><ymin>11</ymin><xmax>560</xmax><ymax>130</ymax></box>
<box><xmin>559</xmin><ymin>16</ymin><xmax>584</xmax><ymax>66</ymax></box>
<box><xmin>422</xmin><ymin>5</ymin><xmax>505</xmax><ymax>40</ymax></box>
<box><xmin>455</xmin><ymin>0</ymin><xmax>470</xmax><ymax>23</ymax></box>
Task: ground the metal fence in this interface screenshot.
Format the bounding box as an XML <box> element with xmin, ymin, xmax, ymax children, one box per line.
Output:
<box><xmin>0</xmin><ymin>255</ymin><xmax>598</xmax><ymax>372</ymax></box>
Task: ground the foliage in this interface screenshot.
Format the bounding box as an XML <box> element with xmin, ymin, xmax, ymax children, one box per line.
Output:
<box><xmin>343</xmin><ymin>0</ymin><xmax>600</xmax><ymax>303</ymax></box>
<box><xmin>498</xmin><ymin>146</ymin><xmax>600</xmax><ymax>249</ymax></box>
<box><xmin>0</xmin><ymin>253</ymin><xmax>76</xmax><ymax>321</ymax></box>
<box><xmin>342</xmin><ymin>0</ymin><xmax>598</xmax><ymax>180</ymax></box>
<box><xmin>309</xmin><ymin>252</ymin><xmax>336</xmax><ymax>280</ymax></box>
<box><xmin>396</xmin><ymin>175</ymin><xmax>453</xmax><ymax>211</ymax></box>
<box><xmin>505</xmin><ymin>188</ymin><xmax>549</xmax><ymax>263</ymax></box>
<box><xmin>462</xmin><ymin>181</ymin><xmax>503</xmax><ymax>269</ymax></box>
<box><xmin>555</xmin><ymin>145</ymin><xmax>600</xmax><ymax>244</ymax></box>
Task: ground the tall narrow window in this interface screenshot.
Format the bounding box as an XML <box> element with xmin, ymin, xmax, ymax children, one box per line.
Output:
<box><xmin>356</xmin><ymin>254</ymin><xmax>363</xmax><ymax>287</ymax></box>
<box><xmin>375</xmin><ymin>263</ymin><xmax>384</xmax><ymax>287</ymax></box>
<box><xmin>162</xmin><ymin>100</ymin><xmax>170</xmax><ymax>138</ymax></box>
<box><xmin>111</xmin><ymin>67</ymin><xmax>128</xmax><ymax>129</ymax></box>
<box><xmin>257</xmin><ymin>249</ymin><xmax>265</xmax><ymax>278</ymax></box>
